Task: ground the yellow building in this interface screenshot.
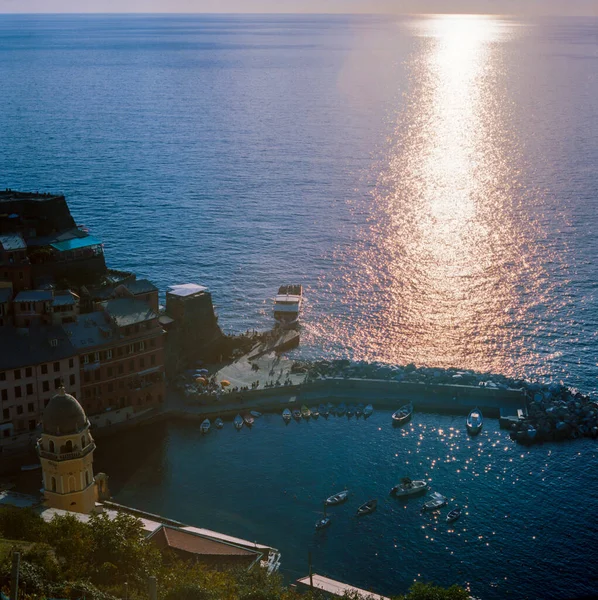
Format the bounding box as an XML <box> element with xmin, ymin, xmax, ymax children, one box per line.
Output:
<box><xmin>37</xmin><ymin>386</ymin><xmax>97</xmax><ymax>514</ymax></box>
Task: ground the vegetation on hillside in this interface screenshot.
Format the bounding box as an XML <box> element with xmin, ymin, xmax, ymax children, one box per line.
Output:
<box><xmin>0</xmin><ymin>506</ymin><xmax>467</xmax><ymax>600</ymax></box>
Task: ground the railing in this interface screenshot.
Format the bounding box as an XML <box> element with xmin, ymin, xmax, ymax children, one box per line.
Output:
<box><xmin>37</xmin><ymin>441</ymin><xmax>96</xmax><ymax>461</ymax></box>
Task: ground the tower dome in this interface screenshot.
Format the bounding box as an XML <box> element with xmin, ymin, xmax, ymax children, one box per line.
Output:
<box><xmin>42</xmin><ymin>386</ymin><xmax>88</xmax><ymax>436</ymax></box>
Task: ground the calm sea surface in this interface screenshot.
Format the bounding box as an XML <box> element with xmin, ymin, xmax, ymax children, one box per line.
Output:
<box><xmin>2</xmin><ymin>14</ymin><xmax>598</xmax><ymax>598</ymax></box>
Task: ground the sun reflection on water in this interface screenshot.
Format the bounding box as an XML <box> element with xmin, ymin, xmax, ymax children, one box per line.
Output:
<box><xmin>324</xmin><ymin>15</ymin><xmax>558</xmax><ymax>377</ymax></box>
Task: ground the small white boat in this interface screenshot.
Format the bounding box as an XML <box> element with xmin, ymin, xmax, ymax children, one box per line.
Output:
<box><xmin>421</xmin><ymin>491</ymin><xmax>447</xmax><ymax>512</ymax></box>
<box><xmin>315</xmin><ymin>516</ymin><xmax>331</xmax><ymax>530</ymax></box>
<box><xmin>200</xmin><ymin>419</ymin><xmax>210</xmax><ymax>434</ymax></box>
<box><xmin>363</xmin><ymin>404</ymin><xmax>374</xmax><ymax>417</ymax></box>
<box><xmin>214</xmin><ymin>417</ymin><xmax>224</xmax><ymax>429</ymax></box>
<box><xmin>391</xmin><ymin>477</ymin><xmax>428</xmax><ymax>497</ymax></box>
<box><xmin>325</xmin><ymin>490</ymin><xmax>349</xmax><ymax>506</ymax></box>
<box><xmin>273</xmin><ymin>284</ymin><xmax>303</xmax><ymax>326</ymax></box>
<box><xmin>446</xmin><ymin>507</ymin><xmax>462</xmax><ymax>523</ymax></box>
<box><xmin>392</xmin><ymin>403</ymin><xmax>413</xmax><ymax>426</ymax></box>
<box><xmin>243</xmin><ymin>413</ymin><xmax>254</xmax><ymax>426</ymax></box>
<box><xmin>466</xmin><ymin>408</ymin><xmax>483</xmax><ymax>435</ymax></box>
<box><xmin>282</xmin><ymin>408</ymin><xmax>292</xmax><ymax>422</ymax></box>
<box><xmin>250</xmin><ymin>411</ymin><xmax>262</xmax><ymax>418</ymax></box>
<box><xmin>234</xmin><ymin>414</ymin><xmax>243</xmax><ymax>430</ymax></box>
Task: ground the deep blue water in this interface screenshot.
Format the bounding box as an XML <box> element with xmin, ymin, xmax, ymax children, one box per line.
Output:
<box><xmin>2</xmin><ymin>14</ymin><xmax>598</xmax><ymax>598</ymax></box>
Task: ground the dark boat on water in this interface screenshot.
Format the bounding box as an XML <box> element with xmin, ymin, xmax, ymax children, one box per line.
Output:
<box><xmin>392</xmin><ymin>403</ymin><xmax>413</xmax><ymax>426</ymax></box>
<box><xmin>325</xmin><ymin>490</ymin><xmax>349</xmax><ymax>506</ymax></box>
<box><xmin>355</xmin><ymin>403</ymin><xmax>364</xmax><ymax>417</ymax></box>
<box><xmin>242</xmin><ymin>413</ymin><xmax>254</xmax><ymax>426</ymax></box>
<box><xmin>446</xmin><ymin>507</ymin><xmax>462</xmax><ymax>523</ymax></box>
<box><xmin>466</xmin><ymin>408</ymin><xmax>483</xmax><ymax>435</ymax></box>
<box><xmin>356</xmin><ymin>499</ymin><xmax>377</xmax><ymax>516</ymax></box>
<box><xmin>292</xmin><ymin>409</ymin><xmax>302</xmax><ymax>420</ymax></box>
<box><xmin>346</xmin><ymin>405</ymin><xmax>355</xmax><ymax>417</ymax></box>
<box><xmin>319</xmin><ymin>403</ymin><xmax>329</xmax><ymax>417</ymax></box>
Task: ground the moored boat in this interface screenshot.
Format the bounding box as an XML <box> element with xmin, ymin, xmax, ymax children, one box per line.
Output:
<box><xmin>214</xmin><ymin>417</ymin><xmax>224</xmax><ymax>429</ymax></box>
<box><xmin>327</xmin><ymin>402</ymin><xmax>336</xmax><ymax>415</ymax></box>
<box><xmin>292</xmin><ymin>408</ymin><xmax>302</xmax><ymax>420</ymax></box>
<box><xmin>355</xmin><ymin>403</ymin><xmax>364</xmax><ymax>417</ymax></box>
<box><xmin>421</xmin><ymin>491</ymin><xmax>447</xmax><ymax>512</ymax></box>
<box><xmin>301</xmin><ymin>405</ymin><xmax>311</xmax><ymax>419</ymax></box>
<box><xmin>363</xmin><ymin>404</ymin><xmax>374</xmax><ymax>417</ymax></box>
<box><xmin>392</xmin><ymin>403</ymin><xmax>413</xmax><ymax>426</ymax></box>
<box><xmin>356</xmin><ymin>499</ymin><xmax>377</xmax><ymax>517</ymax></box>
<box><xmin>325</xmin><ymin>490</ymin><xmax>349</xmax><ymax>506</ymax></box>
<box><xmin>310</xmin><ymin>406</ymin><xmax>320</xmax><ymax>418</ymax></box>
<box><xmin>466</xmin><ymin>408</ymin><xmax>483</xmax><ymax>435</ymax></box>
<box><xmin>336</xmin><ymin>403</ymin><xmax>346</xmax><ymax>417</ymax></box>
<box><xmin>234</xmin><ymin>414</ymin><xmax>243</xmax><ymax>430</ymax></box>
<box><xmin>346</xmin><ymin>405</ymin><xmax>355</xmax><ymax>417</ymax></box>
<box><xmin>200</xmin><ymin>418</ymin><xmax>210</xmax><ymax>434</ymax></box>
<box><xmin>315</xmin><ymin>516</ymin><xmax>331</xmax><ymax>530</ymax></box>
<box><xmin>391</xmin><ymin>477</ymin><xmax>428</xmax><ymax>497</ymax></box>
<box><xmin>243</xmin><ymin>413</ymin><xmax>254</xmax><ymax>426</ymax></box>
<box><xmin>273</xmin><ymin>284</ymin><xmax>303</xmax><ymax>326</ymax></box>
<box><xmin>446</xmin><ymin>507</ymin><xmax>462</xmax><ymax>523</ymax></box>
<box><xmin>319</xmin><ymin>403</ymin><xmax>329</xmax><ymax>418</ymax></box>
<box><xmin>250</xmin><ymin>410</ymin><xmax>262</xmax><ymax>418</ymax></box>
<box><xmin>282</xmin><ymin>408</ymin><xmax>292</xmax><ymax>422</ymax></box>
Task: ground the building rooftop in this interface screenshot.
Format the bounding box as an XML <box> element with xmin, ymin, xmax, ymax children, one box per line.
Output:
<box><xmin>26</xmin><ymin>227</ymin><xmax>87</xmax><ymax>248</ymax></box>
<box><xmin>150</xmin><ymin>525</ymin><xmax>261</xmax><ymax>560</ymax></box>
<box><xmin>0</xmin><ymin>233</ymin><xmax>26</xmax><ymax>250</ymax></box>
<box><xmin>52</xmin><ymin>292</ymin><xmax>78</xmax><ymax>307</ymax></box>
<box><xmin>62</xmin><ymin>312</ymin><xmax>116</xmax><ymax>350</ymax></box>
<box><xmin>167</xmin><ymin>283</ymin><xmax>208</xmax><ymax>298</ymax></box>
<box><xmin>42</xmin><ymin>387</ymin><xmax>87</xmax><ymax>436</ymax></box>
<box><xmin>0</xmin><ymin>288</ymin><xmax>12</xmax><ymax>303</ymax></box>
<box><xmin>123</xmin><ymin>278</ymin><xmax>159</xmax><ymax>295</ymax></box>
<box><xmin>101</xmin><ymin>298</ymin><xmax>158</xmax><ymax>328</ymax></box>
<box><xmin>0</xmin><ymin>325</ymin><xmax>77</xmax><ymax>370</ymax></box>
<box><xmin>51</xmin><ymin>235</ymin><xmax>102</xmax><ymax>253</ymax></box>
<box><xmin>14</xmin><ymin>290</ymin><xmax>53</xmax><ymax>303</ymax></box>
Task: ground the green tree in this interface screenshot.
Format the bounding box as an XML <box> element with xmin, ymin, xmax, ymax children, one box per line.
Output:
<box><xmin>398</xmin><ymin>582</ymin><xmax>469</xmax><ymax>600</ymax></box>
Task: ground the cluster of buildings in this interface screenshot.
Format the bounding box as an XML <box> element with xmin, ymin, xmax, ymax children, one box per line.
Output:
<box><xmin>0</xmin><ymin>190</ymin><xmax>167</xmax><ymax>452</ymax></box>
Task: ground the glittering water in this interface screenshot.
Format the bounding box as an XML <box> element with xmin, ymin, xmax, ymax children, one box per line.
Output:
<box><xmin>96</xmin><ymin>413</ymin><xmax>598</xmax><ymax>600</ymax></box>
<box><xmin>2</xmin><ymin>14</ymin><xmax>598</xmax><ymax>598</ymax></box>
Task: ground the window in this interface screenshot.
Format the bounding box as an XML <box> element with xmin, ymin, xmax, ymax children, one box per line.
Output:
<box><xmin>14</xmin><ymin>369</ymin><xmax>21</xmax><ymax>380</ymax></box>
<box><xmin>94</xmin><ymin>352</ymin><xmax>100</xmax><ymax>362</ymax></box>
<box><xmin>69</xmin><ymin>358</ymin><xmax>74</xmax><ymax>369</ymax></box>
<box><xmin>54</xmin><ymin>378</ymin><xmax>61</xmax><ymax>389</ymax></box>
<box><xmin>16</xmin><ymin>406</ymin><xmax>23</xmax><ymax>415</ymax></box>
<box><xmin>53</xmin><ymin>362</ymin><xmax>60</xmax><ymax>372</ymax></box>
<box><xmin>151</xmin><ymin>354</ymin><xmax>156</xmax><ymax>366</ymax></box>
<box><xmin>128</xmin><ymin>344</ymin><xmax>135</xmax><ymax>355</ymax></box>
<box><xmin>19</xmin><ymin>271</ymin><xmax>24</xmax><ymax>280</ymax></box>
<box><xmin>138</xmin><ymin>341</ymin><xmax>145</xmax><ymax>351</ymax></box>
<box><xmin>94</xmin><ymin>370</ymin><xmax>100</xmax><ymax>382</ymax></box>
<box><xmin>27</xmin><ymin>403</ymin><xmax>34</xmax><ymax>412</ymax></box>
<box><xmin>2</xmin><ymin>408</ymin><xmax>9</xmax><ymax>419</ymax></box>
<box><xmin>25</xmin><ymin>367</ymin><xmax>32</xmax><ymax>377</ymax></box>
<box><xmin>107</xmin><ymin>367</ymin><xmax>113</xmax><ymax>377</ymax></box>
<box><xmin>50</xmin><ymin>339</ymin><xmax>58</xmax><ymax>348</ymax></box>
<box><xmin>69</xmin><ymin>374</ymin><xmax>75</xmax><ymax>386</ymax></box>
<box><xmin>51</xmin><ymin>477</ymin><xmax>56</xmax><ymax>492</ymax></box>
<box><xmin>65</xmin><ymin>440</ymin><xmax>73</xmax><ymax>452</ymax></box>
<box><xmin>106</xmin><ymin>349</ymin><xmax>112</xmax><ymax>359</ymax></box>
<box><xmin>83</xmin><ymin>355</ymin><xmax>89</xmax><ymax>364</ymax></box>
<box><xmin>0</xmin><ymin>372</ymin><xmax>5</xmax><ymax>381</ymax></box>
<box><xmin>129</xmin><ymin>360</ymin><xmax>134</xmax><ymax>372</ymax></box>
<box><xmin>140</xmin><ymin>358</ymin><xmax>145</xmax><ymax>369</ymax></box>
<box><xmin>118</xmin><ymin>364</ymin><xmax>123</xmax><ymax>375</ymax></box>
<box><xmin>41</xmin><ymin>364</ymin><xmax>48</xmax><ymax>375</ymax></box>
<box><xmin>26</xmin><ymin>383</ymin><xmax>33</xmax><ymax>395</ymax></box>
<box><xmin>117</xmin><ymin>347</ymin><xmax>124</xmax><ymax>357</ymax></box>
<box><xmin>1</xmin><ymin>389</ymin><xmax>7</xmax><ymax>402</ymax></box>
<box><xmin>14</xmin><ymin>386</ymin><xmax>21</xmax><ymax>398</ymax></box>
<box><xmin>42</xmin><ymin>381</ymin><xmax>49</xmax><ymax>392</ymax></box>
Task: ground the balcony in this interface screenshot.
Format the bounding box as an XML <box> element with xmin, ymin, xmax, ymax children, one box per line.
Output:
<box><xmin>37</xmin><ymin>440</ymin><xmax>96</xmax><ymax>462</ymax></box>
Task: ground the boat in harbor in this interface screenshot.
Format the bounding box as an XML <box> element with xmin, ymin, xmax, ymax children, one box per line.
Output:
<box><xmin>273</xmin><ymin>284</ymin><xmax>303</xmax><ymax>326</ymax></box>
<box><xmin>421</xmin><ymin>492</ymin><xmax>447</xmax><ymax>512</ymax></box>
<box><xmin>214</xmin><ymin>417</ymin><xmax>224</xmax><ymax>429</ymax></box>
<box><xmin>234</xmin><ymin>414</ymin><xmax>243</xmax><ymax>430</ymax></box>
<box><xmin>356</xmin><ymin>499</ymin><xmax>377</xmax><ymax>517</ymax></box>
<box><xmin>250</xmin><ymin>410</ymin><xmax>262</xmax><ymax>418</ymax></box>
<box><xmin>336</xmin><ymin>403</ymin><xmax>346</xmax><ymax>417</ymax></box>
<box><xmin>325</xmin><ymin>490</ymin><xmax>349</xmax><ymax>506</ymax></box>
<box><xmin>282</xmin><ymin>408</ymin><xmax>292</xmax><ymax>422</ymax></box>
<box><xmin>363</xmin><ymin>404</ymin><xmax>374</xmax><ymax>417</ymax></box>
<box><xmin>466</xmin><ymin>408</ymin><xmax>483</xmax><ymax>435</ymax></box>
<box><xmin>200</xmin><ymin>419</ymin><xmax>210</xmax><ymax>434</ymax></box>
<box><xmin>319</xmin><ymin>403</ymin><xmax>329</xmax><ymax>417</ymax></box>
<box><xmin>292</xmin><ymin>408</ymin><xmax>302</xmax><ymax>420</ymax></box>
<box><xmin>327</xmin><ymin>402</ymin><xmax>336</xmax><ymax>415</ymax></box>
<box><xmin>310</xmin><ymin>406</ymin><xmax>320</xmax><ymax>418</ymax></box>
<box><xmin>446</xmin><ymin>507</ymin><xmax>462</xmax><ymax>523</ymax></box>
<box><xmin>392</xmin><ymin>403</ymin><xmax>413</xmax><ymax>426</ymax></box>
<box><xmin>391</xmin><ymin>477</ymin><xmax>428</xmax><ymax>497</ymax></box>
<box><xmin>301</xmin><ymin>405</ymin><xmax>311</xmax><ymax>419</ymax></box>
<box><xmin>346</xmin><ymin>405</ymin><xmax>355</xmax><ymax>417</ymax></box>
<box><xmin>355</xmin><ymin>403</ymin><xmax>364</xmax><ymax>417</ymax></box>
<box><xmin>315</xmin><ymin>504</ymin><xmax>331</xmax><ymax>530</ymax></box>
<box><xmin>243</xmin><ymin>413</ymin><xmax>254</xmax><ymax>426</ymax></box>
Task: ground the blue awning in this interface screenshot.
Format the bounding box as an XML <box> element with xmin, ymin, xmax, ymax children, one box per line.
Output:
<box><xmin>50</xmin><ymin>236</ymin><xmax>102</xmax><ymax>252</ymax></box>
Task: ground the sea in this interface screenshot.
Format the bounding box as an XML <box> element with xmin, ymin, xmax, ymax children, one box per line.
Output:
<box><xmin>1</xmin><ymin>14</ymin><xmax>597</xmax><ymax>599</ymax></box>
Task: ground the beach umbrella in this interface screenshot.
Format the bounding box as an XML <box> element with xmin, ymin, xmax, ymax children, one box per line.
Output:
<box><xmin>221</xmin><ymin>380</ymin><xmax>231</xmax><ymax>387</ymax></box>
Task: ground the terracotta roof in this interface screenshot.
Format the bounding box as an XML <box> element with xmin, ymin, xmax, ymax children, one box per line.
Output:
<box><xmin>150</xmin><ymin>526</ymin><xmax>260</xmax><ymax>558</ymax></box>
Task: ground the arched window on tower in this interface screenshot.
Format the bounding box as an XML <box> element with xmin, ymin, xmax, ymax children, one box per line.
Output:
<box><xmin>49</xmin><ymin>440</ymin><xmax>55</xmax><ymax>453</ymax></box>
<box><xmin>51</xmin><ymin>477</ymin><xmax>56</xmax><ymax>492</ymax></box>
<box><xmin>65</xmin><ymin>440</ymin><xmax>73</xmax><ymax>453</ymax></box>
